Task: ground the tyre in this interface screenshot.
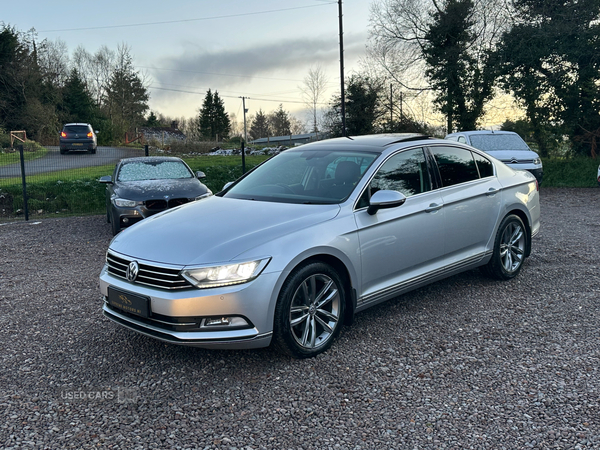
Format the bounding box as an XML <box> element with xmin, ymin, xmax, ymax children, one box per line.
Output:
<box><xmin>273</xmin><ymin>262</ymin><xmax>345</xmax><ymax>358</ymax></box>
<box><xmin>60</xmin><ymin>149</ymin><xmax>66</xmax><ymax>155</ymax></box>
<box><xmin>481</xmin><ymin>214</ymin><xmax>528</xmax><ymax>280</ymax></box>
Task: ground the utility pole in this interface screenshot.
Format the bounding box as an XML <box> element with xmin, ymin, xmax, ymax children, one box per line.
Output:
<box><xmin>240</xmin><ymin>96</ymin><xmax>249</xmax><ymax>144</ymax></box>
<box><xmin>338</xmin><ymin>0</ymin><xmax>346</xmax><ymax>137</ymax></box>
<box><xmin>399</xmin><ymin>91</ymin><xmax>403</xmax><ymax>123</ymax></box>
<box><xmin>240</xmin><ymin>96</ymin><xmax>249</xmax><ymax>174</ymax></box>
<box><xmin>390</xmin><ymin>83</ymin><xmax>393</xmax><ymax>130</ymax></box>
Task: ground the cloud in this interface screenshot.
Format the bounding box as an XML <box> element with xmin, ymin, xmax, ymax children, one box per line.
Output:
<box><xmin>150</xmin><ymin>33</ymin><xmax>367</xmax><ymax>90</ymax></box>
<box><xmin>145</xmin><ymin>32</ymin><xmax>367</xmax><ymax>118</ymax></box>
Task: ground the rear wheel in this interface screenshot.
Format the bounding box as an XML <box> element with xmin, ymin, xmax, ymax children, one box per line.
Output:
<box><xmin>481</xmin><ymin>214</ymin><xmax>528</xmax><ymax>280</ymax></box>
<box><xmin>273</xmin><ymin>262</ymin><xmax>345</xmax><ymax>358</ymax></box>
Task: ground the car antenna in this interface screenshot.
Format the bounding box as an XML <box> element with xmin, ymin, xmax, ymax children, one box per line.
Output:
<box><xmin>345</xmin><ymin>135</ymin><xmax>354</xmax><ymax>140</ymax></box>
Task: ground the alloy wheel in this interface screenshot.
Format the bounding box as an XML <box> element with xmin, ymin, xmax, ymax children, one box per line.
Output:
<box><xmin>289</xmin><ymin>273</ymin><xmax>342</xmax><ymax>350</ymax></box>
<box><xmin>499</xmin><ymin>222</ymin><xmax>525</xmax><ymax>273</ymax></box>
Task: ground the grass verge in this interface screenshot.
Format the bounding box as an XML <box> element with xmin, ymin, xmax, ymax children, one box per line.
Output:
<box><xmin>0</xmin><ymin>145</ymin><xmax>48</xmax><ymax>167</ymax></box>
<box><xmin>1</xmin><ymin>154</ymin><xmax>596</xmax><ymax>221</ymax></box>
<box><xmin>540</xmin><ymin>157</ymin><xmax>599</xmax><ymax>188</ymax></box>
<box><xmin>0</xmin><ymin>155</ymin><xmax>270</xmax><ymax>220</ymax></box>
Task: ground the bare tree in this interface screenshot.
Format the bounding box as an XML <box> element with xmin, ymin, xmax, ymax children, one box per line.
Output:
<box><xmin>368</xmin><ymin>0</ymin><xmax>511</xmax><ymax>130</ymax></box>
<box><xmin>37</xmin><ymin>38</ymin><xmax>70</xmax><ymax>88</ymax></box>
<box><xmin>289</xmin><ymin>115</ymin><xmax>307</xmax><ymax>135</ymax></box>
<box><xmin>299</xmin><ymin>66</ymin><xmax>329</xmax><ymax>134</ymax></box>
<box><xmin>72</xmin><ymin>45</ymin><xmax>115</xmax><ymax>107</ymax></box>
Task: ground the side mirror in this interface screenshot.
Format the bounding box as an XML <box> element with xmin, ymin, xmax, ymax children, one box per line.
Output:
<box><xmin>196</xmin><ymin>171</ymin><xmax>206</xmax><ymax>179</ymax></box>
<box><xmin>222</xmin><ymin>181</ymin><xmax>234</xmax><ymax>190</ymax></box>
<box><xmin>367</xmin><ymin>190</ymin><xmax>406</xmax><ymax>215</ymax></box>
<box><xmin>99</xmin><ymin>175</ymin><xmax>112</xmax><ymax>184</ymax></box>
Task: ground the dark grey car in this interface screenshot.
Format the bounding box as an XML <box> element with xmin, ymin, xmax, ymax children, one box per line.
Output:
<box><xmin>59</xmin><ymin>123</ymin><xmax>98</xmax><ymax>154</ymax></box>
<box><xmin>99</xmin><ymin>157</ymin><xmax>212</xmax><ymax>235</ymax></box>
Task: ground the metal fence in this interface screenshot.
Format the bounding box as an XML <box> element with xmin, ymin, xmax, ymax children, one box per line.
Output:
<box><xmin>0</xmin><ymin>145</ymin><xmax>146</xmax><ymax>223</ymax></box>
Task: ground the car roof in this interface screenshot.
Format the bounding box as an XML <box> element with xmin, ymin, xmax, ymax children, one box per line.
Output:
<box><xmin>446</xmin><ymin>130</ymin><xmax>517</xmax><ymax>137</ymax></box>
<box><xmin>63</xmin><ymin>123</ymin><xmax>92</xmax><ymax>127</ymax></box>
<box><xmin>295</xmin><ymin>133</ymin><xmax>437</xmax><ymax>153</ymax></box>
<box><xmin>119</xmin><ymin>156</ymin><xmax>185</xmax><ymax>164</ymax></box>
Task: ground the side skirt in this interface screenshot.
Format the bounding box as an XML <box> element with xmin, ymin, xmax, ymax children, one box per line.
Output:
<box><xmin>356</xmin><ymin>251</ymin><xmax>492</xmax><ymax>313</ymax></box>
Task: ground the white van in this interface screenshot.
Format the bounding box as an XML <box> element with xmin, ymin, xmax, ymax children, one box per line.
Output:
<box><xmin>445</xmin><ymin>130</ymin><xmax>543</xmax><ymax>184</ymax></box>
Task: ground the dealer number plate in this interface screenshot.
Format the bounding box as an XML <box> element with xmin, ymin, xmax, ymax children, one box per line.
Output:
<box><xmin>107</xmin><ymin>287</ymin><xmax>149</xmax><ymax>318</ymax></box>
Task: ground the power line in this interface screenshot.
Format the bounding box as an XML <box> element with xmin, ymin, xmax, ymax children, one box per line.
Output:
<box><xmin>39</xmin><ymin>4</ymin><xmax>334</xmax><ymax>33</ymax></box>
<box><xmin>148</xmin><ymin>85</ymin><xmax>329</xmax><ymax>105</ymax></box>
<box><xmin>138</xmin><ymin>66</ymin><xmax>305</xmax><ymax>83</ymax></box>
<box><xmin>156</xmin><ymin>81</ymin><xmax>300</xmax><ymax>97</ymax></box>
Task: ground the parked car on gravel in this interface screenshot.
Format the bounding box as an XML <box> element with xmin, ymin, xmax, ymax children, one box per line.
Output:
<box><xmin>99</xmin><ymin>134</ymin><xmax>541</xmax><ymax>358</ymax></box>
<box><xmin>59</xmin><ymin>123</ymin><xmax>98</xmax><ymax>154</ymax></box>
<box><xmin>445</xmin><ymin>130</ymin><xmax>543</xmax><ymax>184</ymax></box>
<box><xmin>99</xmin><ymin>156</ymin><xmax>212</xmax><ymax>235</ymax></box>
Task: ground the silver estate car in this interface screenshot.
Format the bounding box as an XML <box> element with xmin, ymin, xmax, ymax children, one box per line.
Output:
<box><xmin>100</xmin><ymin>134</ymin><xmax>540</xmax><ymax>358</ymax></box>
<box><xmin>445</xmin><ymin>130</ymin><xmax>543</xmax><ymax>184</ymax></box>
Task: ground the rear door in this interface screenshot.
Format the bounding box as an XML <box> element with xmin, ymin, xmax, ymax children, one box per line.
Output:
<box><xmin>428</xmin><ymin>145</ymin><xmax>502</xmax><ymax>262</ymax></box>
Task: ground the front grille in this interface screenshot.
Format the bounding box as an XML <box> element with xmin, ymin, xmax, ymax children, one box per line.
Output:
<box><xmin>106</xmin><ymin>250</ymin><xmax>192</xmax><ymax>290</ymax></box>
<box><xmin>500</xmin><ymin>159</ymin><xmax>536</xmax><ymax>164</ymax></box>
<box><xmin>145</xmin><ymin>198</ymin><xmax>190</xmax><ymax>210</ymax></box>
<box><xmin>145</xmin><ymin>199</ymin><xmax>167</xmax><ymax>210</ymax></box>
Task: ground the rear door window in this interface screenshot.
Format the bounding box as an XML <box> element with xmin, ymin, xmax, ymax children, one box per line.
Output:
<box><xmin>473</xmin><ymin>153</ymin><xmax>494</xmax><ymax>178</ymax></box>
<box><xmin>430</xmin><ymin>146</ymin><xmax>479</xmax><ymax>187</ymax></box>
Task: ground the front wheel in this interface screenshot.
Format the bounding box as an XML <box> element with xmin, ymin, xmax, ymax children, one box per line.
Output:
<box><xmin>273</xmin><ymin>262</ymin><xmax>346</xmax><ymax>358</ymax></box>
<box><xmin>481</xmin><ymin>214</ymin><xmax>528</xmax><ymax>280</ymax></box>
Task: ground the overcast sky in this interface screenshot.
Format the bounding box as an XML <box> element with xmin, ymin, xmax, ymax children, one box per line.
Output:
<box><xmin>4</xmin><ymin>0</ymin><xmax>372</xmax><ymax>126</ymax></box>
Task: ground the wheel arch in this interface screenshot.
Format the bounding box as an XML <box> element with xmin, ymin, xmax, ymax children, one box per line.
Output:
<box><xmin>278</xmin><ymin>252</ymin><xmax>358</xmax><ymax>327</ymax></box>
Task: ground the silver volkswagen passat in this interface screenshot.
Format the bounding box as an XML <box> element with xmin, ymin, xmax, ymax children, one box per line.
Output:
<box><xmin>100</xmin><ymin>134</ymin><xmax>540</xmax><ymax>358</ymax></box>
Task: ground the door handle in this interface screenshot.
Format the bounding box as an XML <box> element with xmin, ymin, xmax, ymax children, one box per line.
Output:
<box><xmin>486</xmin><ymin>188</ymin><xmax>499</xmax><ymax>196</ymax></box>
<box><xmin>425</xmin><ymin>203</ymin><xmax>443</xmax><ymax>213</ymax></box>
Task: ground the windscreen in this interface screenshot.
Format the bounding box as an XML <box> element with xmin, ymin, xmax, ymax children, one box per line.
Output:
<box><xmin>64</xmin><ymin>125</ymin><xmax>91</xmax><ymax>134</ymax></box>
<box><xmin>224</xmin><ymin>149</ymin><xmax>378</xmax><ymax>204</ymax></box>
<box><xmin>469</xmin><ymin>134</ymin><xmax>530</xmax><ymax>151</ymax></box>
<box><xmin>118</xmin><ymin>161</ymin><xmax>193</xmax><ymax>182</ymax></box>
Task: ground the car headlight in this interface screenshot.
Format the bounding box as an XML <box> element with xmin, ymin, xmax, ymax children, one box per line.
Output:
<box><xmin>181</xmin><ymin>258</ymin><xmax>271</xmax><ymax>289</ymax></box>
<box><xmin>113</xmin><ymin>198</ymin><xmax>137</xmax><ymax>207</ymax></box>
<box><xmin>533</xmin><ymin>158</ymin><xmax>541</xmax><ymax>165</ymax></box>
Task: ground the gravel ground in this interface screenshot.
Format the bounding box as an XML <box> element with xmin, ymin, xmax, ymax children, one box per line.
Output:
<box><xmin>0</xmin><ymin>187</ymin><xmax>599</xmax><ymax>449</ymax></box>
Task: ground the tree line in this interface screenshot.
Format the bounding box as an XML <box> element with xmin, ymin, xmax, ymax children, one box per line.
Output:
<box><xmin>365</xmin><ymin>0</ymin><xmax>600</xmax><ymax>157</ymax></box>
<box><xmin>0</xmin><ymin>26</ymin><xmax>149</xmax><ymax>145</ymax></box>
<box><xmin>4</xmin><ymin>0</ymin><xmax>599</xmax><ymax>157</ymax></box>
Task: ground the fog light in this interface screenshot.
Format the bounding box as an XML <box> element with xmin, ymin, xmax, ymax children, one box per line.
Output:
<box><xmin>200</xmin><ymin>316</ymin><xmax>249</xmax><ymax>329</ymax></box>
<box><xmin>122</xmin><ymin>217</ymin><xmax>129</xmax><ymax>224</ymax></box>
<box><xmin>206</xmin><ymin>317</ymin><xmax>230</xmax><ymax>326</ymax></box>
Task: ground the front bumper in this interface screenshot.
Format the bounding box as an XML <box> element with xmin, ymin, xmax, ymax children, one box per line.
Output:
<box><xmin>112</xmin><ymin>200</ymin><xmax>196</xmax><ymax>230</ymax></box>
<box><xmin>99</xmin><ymin>264</ymin><xmax>280</xmax><ymax>349</ymax></box>
<box><xmin>111</xmin><ymin>205</ymin><xmax>153</xmax><ymax>230</ymax></box>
